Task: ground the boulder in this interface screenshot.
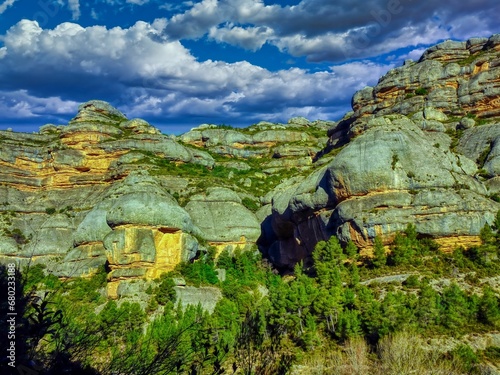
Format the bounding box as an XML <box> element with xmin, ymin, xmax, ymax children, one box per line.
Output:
<box><xmin>457</xmin><ymin>124</ymin><xmax>500</xmax><ymax>168</ymax></box>
<box><xmin>175</xmin><ymin>286</ymin><xmax>222</xmax><ymax>314</ymax></box>
<box><xmin>419</xmin><ymin>40</ymin><xmax>469</xmax><ymax>63</ymax></box>
<box><xmin>267</xmin><ymin>115</ymin><xmax>498</xmax><ymax>268</ymax></box>
<box><xmin>74</xmin><ymin>203</ymin><xmax>113</xmax><ymax>245</ymax></box>
<box><xmin>106</xmin><ymin>192</ymin><xmax>194</xmax><ymax>232</ymax></box>
<box><xmin>70</xmin><ymin>100</ymin><xmax>127</xmax><ymax>124</ymax></box>
<box><xmin>120</xmin><ymin>118</ymin><xmax>161</xmax><ymax>135</ymax></box>
<box><xmin>288</xmin><ymin>117</ymin><xmax>311</xmax><ymax>126</ymax></box>
<box><xmin>459</xmin><ymin>117</ymin><xmax>476</xmax><ymax>129</ymax></box>
<box><xmin>185</xmin><ymin>188</ymin><xmax>260</xmax><ymax>243</ymax></box>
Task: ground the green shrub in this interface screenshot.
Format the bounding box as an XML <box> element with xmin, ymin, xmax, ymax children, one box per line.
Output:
<box><xmin>217</xmin><ymin>124</ymin><xmax>234</xmax><ymax>130</ymax></box>
<box><xmin>391</xmin><ymin>154</ymin><xmax>399</xmax><ymax>170</ymax></box>
<box><xmin>372</xmin><ymin>236</ymin><xmax>387</xmax><ymax>268</ymax></box>
<box><xmin>64</xmin><ymin>266</ymin><xmax>107</xmax><ymax>303</ymax></box>
<box><xmin>483</xmin><ymin>346</ymin><xmax>500</xmax><ymax>361</ymax></box>
<box><xmin>415</xmin><ymin>87</ymin><xmax>428</xmax><ymax>96</ymax></box>
<box><xmin>22</xmin><ymin>264</ymin><xmax>47</xmax><ymax>291</ymax></box>
<box><xmin>155</xmin><ymin>274</ymin><xmax>177</xmax><ymax>305</ymax></box>
<box><xmin>241</xmin><ymin>197</ymin><xmax>259</xmax><ymax>211</ymax></box>
<box><xmin>477</xmin><ymin>168</ymin><xmax>490</xmax><ymax>178</ymax></box>
<box><xmin>450</xmin><ymin>345</ymin><xmax>479</xmax><ymax>372</ymax></box>
<box><xmin>403</xmin><ymin>275</ymin><xmax>420</xmax><ymax>288</ymax></box>
<box><xmin>45</xmin><ymin>207</ymin><xmax>56</xmax><ymax>215</ymax></box>
<box><xmin>176</xmin><ymin>260</ymin><xmax>219</xmax><ymax>287</ymax></box>
<box><xmin>8</xmin><ymin>228</ymin><xmax>29</xmax><ymax>244</ymax></box>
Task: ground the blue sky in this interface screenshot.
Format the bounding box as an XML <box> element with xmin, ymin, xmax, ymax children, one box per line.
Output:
<box><xmin>0</xmin><ymin>0</ymin><xmax>498</xmax><ymax>134</ymax></box>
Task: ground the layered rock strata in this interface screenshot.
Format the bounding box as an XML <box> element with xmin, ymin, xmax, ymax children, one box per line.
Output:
<box><xmin>264</xmin><ymin>34</ymin><xmax>500</xmax><ymax>268</ymax></box>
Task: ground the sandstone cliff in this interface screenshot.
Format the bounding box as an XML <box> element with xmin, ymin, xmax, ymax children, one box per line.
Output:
<box><xmin>265</xmin><ymin>34</ymin><xmax>500</xmax><ymax>267</ymax></box>
<box><xmin>0</xmin><ymin>100</ymin><xmax>330</xmax><ymax>295</ymax></box>
<box><xmin>1</xmin><ymin>34</ymin><xmax>500</xmax><ymax>279</ymax></box>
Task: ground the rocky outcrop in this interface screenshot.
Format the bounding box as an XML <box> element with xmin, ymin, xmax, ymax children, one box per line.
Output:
<box><xmin>64</xmin><ymin>172</ymin><xmax>201</xmax><ymax>298</ymax></box>
<box><xmin>457</xmin><ymin>124</ymin><xmax>500</xmax><ymax>177</ymax></box>
<box><xmin>0</xmin><ymin>100</ymin><xmax>215</xmax><ymax>193</ymax></box>
<box><xmin>1</xmin><ymin>100</ymin><xmax>319</xmax><ymax>293</ymax></box>
<box><xmin>175</xmin><ymin>286</ymin><xmax>222</xmax><ymax>314</ymax></box>
<box><xmin>350</xmin><ymin>34</ymin><xmax>500</xmax><ymax>128</ymax></box>
<box><xmin>185</xmin><ymin>187</ymin><xmax>261</xmax><ymax>255</ymax></box>
<box><xmin>0</xmin><ymin>101</ymin><xmax>216</xmax><ymax>296</ymax></box>
<box><xmin>264</xmin><ymin>34</ymin><xmax>500</xmax><ymax>268</ymax></box>
<box><xmin>179</xmin><ymin>118</ymin><xmax>330</xmax><ymax>173</ymax></box>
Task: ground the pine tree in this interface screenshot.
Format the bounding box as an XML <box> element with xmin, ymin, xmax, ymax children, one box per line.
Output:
<box><xmin>372</xmin><ymin>236</ymin><xmax>387</xmax><ymax>268</ymax></box>
<box><xmin>442</xmin><ymin>284</ymin><xmax>473</xmax><ymax>329</ymax></box>
<box><xmin>478</xmin><ymin>286</ymin><xmax>500</xmax><ymax>327</ymax></box>
<box><xmin>416</xmin><ymin>283</ymin><xmax>442</xmax><ymax>328</ymax></box>
<box><xmin>313</xmin><ymin>236</ymin><xmax>345</xmax><ymax>288</ymax></box>
<box><xmin>345</xmin><ymin>240</ymin><xmax>359</xmax><ymax>260</ymax></box>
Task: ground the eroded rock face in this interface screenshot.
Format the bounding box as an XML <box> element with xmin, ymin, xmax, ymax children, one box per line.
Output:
<box><xmin>179</xmin><ymin>120</ymin><xmax>329</xmax><ymax>173</ymax></box>
<box><xmin>0</xmin><ymin>100</ymin><xmax>214</xmax><ymax>193</ymax></box>
<box><xmin>0</xmin><ymin>101</ymin><xmax>213</xmax><ymax>293</ymax></box>
<box><xmin>175</xmin><ymin>286</ymin><xmax>222</xmax><ymax>314</ymax></box>
<box><xmin>264</xmin><ymin>34</ymin><xmax>500</xmax><ymax>269</ymax></box>
<box><xmin>350</xmin><ymin>34</ymin><xmax>500</xmax><ymax>124</ymax></box>
<box><xmin>66</xmin><ymin>172</ymin><xmax>200</xmax><ymax>298</ymax></box>
<box><xmin>185</xmin><ymin>187</ymin><xmax>261</xmax><ymax>254</ymax></box>
<box><xmin>457</xmin><ymin>124</ymin><xmax>500</xmax><ymax>177</ymax></box>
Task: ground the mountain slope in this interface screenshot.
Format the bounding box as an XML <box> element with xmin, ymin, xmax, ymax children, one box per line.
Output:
<box><xmin>264</xmin><ymin>33</ymin><xmax>500</xmax><ymax>268</ymax></box>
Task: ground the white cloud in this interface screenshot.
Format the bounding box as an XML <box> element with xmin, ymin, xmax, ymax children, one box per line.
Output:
<box><xmin>0</xmin><ymin>20</ymin><xmax>397</xmax><ymax>126</ymax></box>
<box><xmin>126</xmin><ymin>0</ymin><xmax>149</xmax><ymax>4</ymax></box>
<box><xmin>0</xmin><ymin>0</ymin><xmax>17</xmax><ymax>15</ymax></box>
<box><xmin>0</xmin><ymin>90</ymin><xmax>78</xmax><ymax>119</ymax></box>
<box><xmin>269</xmin><ymin>21</ymin><xmax>452</xmax><ymax>62</ymax></box>
<box><xmin>208</xmin><ymin>24</ymin><xmax>274</xmax><ymax>51</ymax></box>
<box><xmin>157</xmin><ymin>0</ymin><xmax>498</xmax><ymax>62</ymax></box>
<box><xmin>67</xmin><ymin>0</ymin><xmax>80</xmax><ymax>20</ymax></box>
<box><xmin>164</xmin><ymin>0</ymin><xmax>223</xmax><ymax>39</ymax></box>
<box><xmin>398</xmin><ymin>48</ymin><xmax>427</xmax><ymax>62</ymax></box>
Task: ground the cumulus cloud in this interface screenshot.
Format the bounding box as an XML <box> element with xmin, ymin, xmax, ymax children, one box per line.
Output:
<box><xmin>158</xmin><ymin>0</ymin><xmax>499</xmax><ymax>62</ymax></box>
<box><xmin>0</xmin><ymin>90</ymin><xmax>78</xmax><ymax>120</ymax></box>
<box><xmin>208</xmin><ymin>24</ymin><xmax>274</xmax><ymax>51</ymax></box>
<box><xmin>0</xmin><ymin>0</ymin><xmax>16</xmax><ymax>14</ymax></box>
<box><xmin>0</xmin><ymin>19</ymin><xmax>393</xmax><ymax>128</ymax></box>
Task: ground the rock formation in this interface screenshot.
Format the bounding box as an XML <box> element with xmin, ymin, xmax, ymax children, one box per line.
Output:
<box><xmin>264</xmin><ymin>34</ymin><xmax>500</xmax><ymax>267</ymax></box>
<box><xmin>1</xmin><ymin>34</ymin><xmax>500</xmax><ymax>278</ymax></box>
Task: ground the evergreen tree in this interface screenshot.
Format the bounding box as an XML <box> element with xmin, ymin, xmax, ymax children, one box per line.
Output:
<box><xmin>390</xmin><ymin>224</ymin><xmax>420</xmax><ymax>265</ymax></box>
<box><xmin>372</xmin><ymin>235</ymin><xmax>387</xmax><ymax>268</ymax></box>
<box><xmin>348</xmin><ymin>261</ymin><xmax>360</xmax><ymax>287</ymax></box>
<box><xmin>415</xmin><ymin>283</ymin><xmax>442</xmax><ymax>329</ymax></box>
<box><xmin>345</xmin><ymin>240</ymin><xmax>359</xmax><ymax>259</ymax></box>
<box><xmin>480</xmin><ymin>224</ymin><xmax>495</xmax><ymax>245</ymax></box>
<box><xmin>312</xmin><ymin>236</ymin><xmax>345</xmax><ymax>288</ymax></box>
<box><xmin>478</xmin><ymin>286</ymin><xmax>500</xmax><ymax>327</ymax></box>
<box><xmin>442</xmin><ymin>284</ymin><xmax>473</xmax><ymax>330</ymax></box>
<box><xmin>337</xmin><ymin>309</ymin><xmax>362</xmax><ymax>341</ymax></box>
